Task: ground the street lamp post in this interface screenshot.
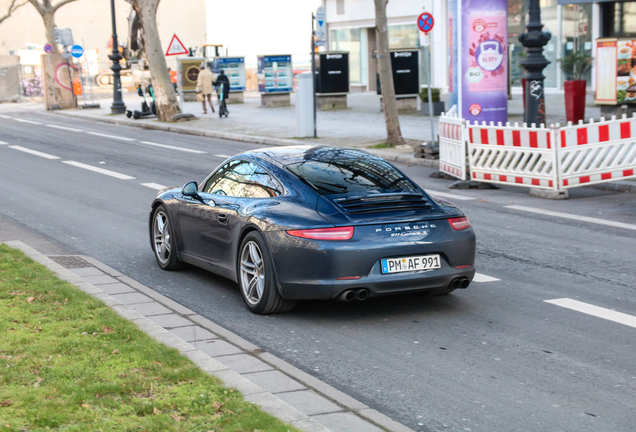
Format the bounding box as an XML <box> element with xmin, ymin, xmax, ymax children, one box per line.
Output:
<box><xmin>519</xmin><ymin>0</ymin><xmax>551</xmax><ymax>126</ymax></box>
<box><xmin>109</xmin><ymin>0</ymin><xmax>126</xmax><ymax>114</ymax></box>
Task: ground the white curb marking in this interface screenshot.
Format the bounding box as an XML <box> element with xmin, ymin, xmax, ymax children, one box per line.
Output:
<box><xmin>87</xmin><ymin>131</ymin><xmax>135</xmax><ymax>141</ymax></box>
<box><xmin>14</xmin><ymin>118</ymin><xmax>41</xmax><ymax>125</ymax></box>
<box><xmin>545</xmin><ymin>298</ymin><xmax>636</xmax><ymax>329</ymax></box>
<box><xmin>141</xmin><ymin>182</ymin><xmax>168</xmax><ymax>190</ymax></box>
<box><xmin>47</xmin><ymin>124</ymin><xmax>84</xmax><ymax>132</ymax></box>
<box><xmin>140</xmin><ymin>141</ymin><xmax>206</xmax><ymax>154</ymax></box>
<box><xmin>62</xmin><ymin>161</ymin><xmax>135</xmax><ymax>180</ymax></box>
<box><xmin>427</xmin><ymin>190</ymin><xmax>475</xmax><ymax>201</ymax></box>
<box><xmin>473</xmin><ymin>273</ymin><xmax>500</xmax><ymax>283</ymax></box>
<box><xmin>9</xmin><ymin>145</ymin><xmax>60</xmax><ymax>160</ymax></box>
<box><xmin>505</xmin><ymin>205</ymin><xmax>636</xmax><ymax>231</ymax></box>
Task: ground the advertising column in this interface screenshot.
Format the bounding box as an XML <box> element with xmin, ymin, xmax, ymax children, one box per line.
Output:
<box><xmin>460</xmin><ymin>0</ymin><xmax>508</xmax><ymax>123</ymax></box>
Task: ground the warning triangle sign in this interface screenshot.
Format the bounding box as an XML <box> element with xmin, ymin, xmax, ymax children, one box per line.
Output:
<box><xmin>165</xmin><ymin>34</ymin><xmax>189</xmax><ymax>56</ymax></box>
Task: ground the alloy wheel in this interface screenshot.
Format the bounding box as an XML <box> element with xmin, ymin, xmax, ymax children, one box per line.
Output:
<box><xmin>240</xmin><ymin>241</ymin><xmax>265</xmax><ymax>305</ymax></box>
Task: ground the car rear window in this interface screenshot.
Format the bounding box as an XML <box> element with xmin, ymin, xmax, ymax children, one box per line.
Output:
<box><xmin>285</xmin><ymin>149</ymin><xmax>419</xmax><ymax>196</ymax></box>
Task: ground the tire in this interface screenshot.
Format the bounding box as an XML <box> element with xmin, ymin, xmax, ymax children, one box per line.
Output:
<box><xmin>152</xmin><ymin>205</ymin><xmax>183</xmax><ymax>271</ymax></box>
<box><xmin>238</xmin><ymin>231</ymin><xmax>296</xmax><ymax>314</ymax></box>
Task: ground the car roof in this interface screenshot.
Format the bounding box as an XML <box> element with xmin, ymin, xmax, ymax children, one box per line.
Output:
<box><xmin>242</xmin><ymin>145</ymin><xmax>379</xmax><ymax>167</ymax></box>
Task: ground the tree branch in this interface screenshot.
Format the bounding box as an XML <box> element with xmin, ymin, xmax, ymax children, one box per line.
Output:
<box><xmin>0</xmin><ymin>0</ymin><xmax>28</xmax><ymax>25</ymax></box>
<box><xmin>52</xmin><ymin>0</ymin><xmax>78</xmax><ymax>13</ymax></box>
<box><xmin>27</xmin><ymin>0</ymin><xmax>46</xmax><ymax>16</ymax></box>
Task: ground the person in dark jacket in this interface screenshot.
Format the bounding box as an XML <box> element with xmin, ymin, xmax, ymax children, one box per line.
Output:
<box><xmin>214</xmin><ymin>69</ymin><xmax>230</xmax><ymax>100</ymax></box>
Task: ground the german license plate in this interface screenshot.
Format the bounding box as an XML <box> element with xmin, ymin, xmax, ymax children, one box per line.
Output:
<box><xmin>381</xmin><ymin>255</ymin><xmax>441</xmax><ymax>274</ymax></box>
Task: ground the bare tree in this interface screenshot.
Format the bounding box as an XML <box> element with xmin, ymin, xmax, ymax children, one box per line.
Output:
<box><xmin>26</xmin><ymin>0</ymin><xmax>79</xmax><ymax>50</ymax></box>
<box><xmin>0</xmin><ymin>0</ymin><xmax>27</xmax><ymax>25</ymax></box>
<box><xmin>374</xmin><ymin>0</ymin><xmax>405</xmax><ymax>146</ymax></box>
<box><xmin>124</xmin><ymin>0</ymin><xmax>181</xmax><ymax>121</ymax></box>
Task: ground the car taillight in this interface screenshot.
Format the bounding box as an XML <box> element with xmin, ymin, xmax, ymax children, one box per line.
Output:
<box><xmin>448</xmin><ymin>217</ymin><xmax>471</xmax><ymax>230</ymax></box>
<box><xmin>286</xmin><ymin>226</ymin><xmax>354</xmax><ymax>240</ymax></box>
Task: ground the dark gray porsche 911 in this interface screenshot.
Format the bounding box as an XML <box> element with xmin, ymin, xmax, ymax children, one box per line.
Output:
<box><xmin>149</xmin><ymin>146</ymin><xmax>475</xmax><ymax>314</ymax></box>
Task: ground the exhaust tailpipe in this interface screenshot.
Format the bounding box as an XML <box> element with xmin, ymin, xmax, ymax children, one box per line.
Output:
<box><xmin>355</xmin><ymin>289</ymin><xmax>369</xmax><ymax>301</ymax></box>
<box><xmin>460</xmin><ymin>278</ymin><xmax>470</xmax><ymax>289</ymax></box>
<box><xmin>338</xmin><ymin>290</ymin><xmax>356</xmax><ymax>302</ymax></box>
<box><xmin>452</xmin><ymin>279</ymin><xmax>462</xmax><ymax>289</ymax></box>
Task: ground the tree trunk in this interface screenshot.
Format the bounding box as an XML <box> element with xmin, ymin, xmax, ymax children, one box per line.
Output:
<box><xmin>128</xmin><ymin>0</ymin><xmax>181</xmax><ymax>121</ymax></box>
<box><xmin>42</xmin><ymin>10</ymin><xmax>56</xmax><ymax>50</ymax></box>
<box><xmin>374</xmin><ymin>0</ymin><xmax>405</xmax><ymax>146</ymax></box>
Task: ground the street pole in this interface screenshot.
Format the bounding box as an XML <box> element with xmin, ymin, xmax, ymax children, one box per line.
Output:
<box><xmin>425</xmin><ymin>39</ymin><xmax>435</xmax><ymax>143</ymax></box>
<box><xmin>109</xmin><ymin>0</ymin><xmax>126</xmax><ymax>114</ymax></box>
<box><xmin>310</xmin><ymin>13</ymin><xmax>317</xmax><ymax>138</ymax></box>
<box><xmin>519</xmin><ymin>0</ymin><xmax>551</xmax><ymax>126</ymax></box>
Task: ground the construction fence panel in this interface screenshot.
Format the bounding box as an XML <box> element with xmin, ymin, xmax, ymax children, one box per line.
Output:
<box><xmin>557</xmin><ymin>115</ymin><xmax>636</xmax><ymax>189</ymax></box>
<box><xmin>467</xmin><ymin>121</ymin><xmax>558</xmax><ymax>190</ymax></box>
<box><xmin>438</xmin><ymin>108</ymin><xmax>467</xmax><ymax>180</ymax></box>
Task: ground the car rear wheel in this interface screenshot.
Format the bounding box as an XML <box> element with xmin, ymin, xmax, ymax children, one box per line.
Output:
<box><xmin>239</xmin><ymin>232</ymin><xmax>296</xmax><ymax>314</ymax></box>
<box><xmin>152</xmin><ymin>205</ymin><xmax>183</xmax><ymax>271</ymax></box>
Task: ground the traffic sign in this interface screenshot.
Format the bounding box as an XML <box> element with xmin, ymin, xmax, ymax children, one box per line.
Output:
<box><xmin>70</xmin><ymin>44</ymin><xmax>84</xmax><ymax>58</ymax></box>
<box><xmin>43</xmin><ymin>43</ymin><xmax>53</xmax><ymax>53</ymax></box>
<box><xmin>315</xmin><ymin>6</ymin><xmax>326</xmax><ymax>41</ymax></box>
<box><xmin>417</xmin><ymin>12</ymin><xmax>434</xmax><ymax>33</ymax></box>
<box><xmin>165</xmin><ymin>34</ymin><xmax>189</xmax><ymax>56</ymax></box>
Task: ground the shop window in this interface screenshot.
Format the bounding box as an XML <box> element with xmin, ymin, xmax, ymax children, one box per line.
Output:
<box><xmin>388</xmin><ymin>24</ymin><xmax>418</xmax><ymax>49</ymax></box>
<box><xmin>330</xmin><ymin>28</ymin><xmax>367</xmax><ymax>85</ymax></box>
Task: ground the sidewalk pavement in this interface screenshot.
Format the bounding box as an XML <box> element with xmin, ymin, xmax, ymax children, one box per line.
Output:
<box><xmin>4</xmin><ymin>240</ymin><xmax>415</xmax><ymax>432</ymax></box>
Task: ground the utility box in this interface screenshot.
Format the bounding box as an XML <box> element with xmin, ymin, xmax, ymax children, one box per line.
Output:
<box><xmin>257</xmin><ymin>55</ymin><xmax>293</xmax><ymax>107</ymax></box>
<box><xmin>296</xmin><ymin>72</ymin><xmax>314</xmax><ymax>137</ymax></box>
<box><xmin>213</xmin><ymin>56</ymin><xmax>246</xmax><ymax>104</ymax></box>
<box><xmin>377</xmin><ymin>48</ymin><xmax>420</xmax><ymax>113</ymax></box>
<box><xmin>315</xmin><ymin>51</ymin><xmax>349</xmax><ymax>110</ymax></box>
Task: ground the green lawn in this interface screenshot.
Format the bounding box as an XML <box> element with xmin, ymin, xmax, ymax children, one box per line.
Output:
<box><xmin>0</xmin><ymin>244</ymin><xmax>297</xmax><ymax>432</ymax></box>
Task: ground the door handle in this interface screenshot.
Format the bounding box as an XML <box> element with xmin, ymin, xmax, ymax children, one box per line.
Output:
<box><xmin>217</xmin><ymin>213</ymin><xmax>228</xmax><ymax>224</ymax></box>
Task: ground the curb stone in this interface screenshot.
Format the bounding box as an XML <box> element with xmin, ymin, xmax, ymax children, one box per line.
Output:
<box><xmin>2</xmin><ymin>240</ymin><xmax>416</xmax><ymax>432</ymax></box>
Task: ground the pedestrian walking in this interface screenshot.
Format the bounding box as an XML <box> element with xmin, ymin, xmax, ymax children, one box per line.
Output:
<box><xmin>214</xmin><ymin>69</ymin><xmax>231</xmax><ymax>117</ymax></box>
<box><xmin>196</xmin><ymin>64</ymin><xmax>215</xmax><ymax>114</ymax></box>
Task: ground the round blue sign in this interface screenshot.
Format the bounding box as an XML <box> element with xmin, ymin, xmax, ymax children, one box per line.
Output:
<box><xmin>70</xmin><ymin>44</ymin><xmax>84</xmax><ymax>58</ymax></box>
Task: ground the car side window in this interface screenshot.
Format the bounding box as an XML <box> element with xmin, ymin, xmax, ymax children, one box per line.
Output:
<box><xmin>202</xmin><ymin>160</ymin><xmax>282</xmax><ymax>198</ymax></box>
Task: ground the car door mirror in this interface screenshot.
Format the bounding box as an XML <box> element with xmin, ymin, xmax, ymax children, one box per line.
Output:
<box><xmin>182</xmin><ymin>181</ymin><xmax>199</xmax><ymax>198</ymax></box>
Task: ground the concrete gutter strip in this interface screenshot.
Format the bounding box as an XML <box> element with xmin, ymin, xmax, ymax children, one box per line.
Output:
<box><xmin>3</xmin><ymin>240</ymin><xmax>415</xmax><ymax>432</ymax></box>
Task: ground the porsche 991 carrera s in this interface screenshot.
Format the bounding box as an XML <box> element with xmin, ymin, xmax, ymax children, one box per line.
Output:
<box><xmin>149</xmin><ymin>146</ymin><xmax>476</xmax><ymax>314</ymax></box>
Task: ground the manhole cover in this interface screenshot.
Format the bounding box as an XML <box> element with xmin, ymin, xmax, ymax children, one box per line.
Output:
<box><xmin>47</xmin><ymin>255</ymin><xmax>93</xmax><ymax>269</ymax></box>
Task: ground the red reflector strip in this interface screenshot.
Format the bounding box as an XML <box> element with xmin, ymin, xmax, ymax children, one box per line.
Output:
<box><xmin>336</xmin><ymin>276</ymin><xmax>361</xmax><ymax>280</ymax></box>
<box><xmin>286</xmin><ymin>226</ymin><xmax>354</xmax><ymax>240</ymax></box>
<box><xmin>448</xmin><ymin>217</ymin><xmax>471</xmax><ymax>230</ymax></box>
<box><xmin>456</xmin><ymin>265</ymin><xmax>471</xmax><ymax>269</ymax></box>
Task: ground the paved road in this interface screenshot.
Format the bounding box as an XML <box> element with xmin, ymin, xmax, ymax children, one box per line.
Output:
<box><xmin>1</xmin><ymin>109</ymin><xmax>635</xmax><ymax>432</ymax></box>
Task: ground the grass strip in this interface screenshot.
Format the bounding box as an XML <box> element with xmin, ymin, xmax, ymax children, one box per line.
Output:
<box><xmin>0</xmin><ymin>244</ymin><xmax>297</xmax><ymax>432</ymax></box>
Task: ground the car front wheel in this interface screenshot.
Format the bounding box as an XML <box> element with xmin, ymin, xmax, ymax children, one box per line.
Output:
<box><xmin>238</xmin><ymin>231</ymin><xmax>296</xmax><ymax>314</ymax></box>
<box><xmin>152</xmin><ymin>205</ymin><xmax>183</xmax><ymax>271</ymax></box>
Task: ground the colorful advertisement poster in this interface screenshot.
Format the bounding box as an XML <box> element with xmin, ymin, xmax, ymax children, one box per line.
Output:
<box><xmin>460</xmin><ymin>0</ymin><xmax>508</xmax><ymax>122</ymax></box>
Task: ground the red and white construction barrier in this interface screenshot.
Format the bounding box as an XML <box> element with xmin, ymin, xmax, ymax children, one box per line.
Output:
<box><xmin>467</xmin><ymin>121</ymin><xmax>558</xmax><ymax>190</ymax></box>
<box><xmin>557</xmin><ymin>115</ymin><xmax>636</xmax><ymax>189</ymax></box>
<box><xmin>439</xmin><ymin>108</ymin><xmax>466</xmax><ymax>180</ymax></box>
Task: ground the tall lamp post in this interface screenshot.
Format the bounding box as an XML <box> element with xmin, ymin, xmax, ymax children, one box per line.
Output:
<box><xmin>109</xmin><ymin>0</ymin><xmax>126</xmax><ymax>114</ymax></box>
<box><xmin>519</xmin><ymin>0</ymin><xmax>551</xmax><ymax>126</ymax></box>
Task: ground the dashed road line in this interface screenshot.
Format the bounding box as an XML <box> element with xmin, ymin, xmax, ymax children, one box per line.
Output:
<box><xmin>213</xmin><ymin>154</ymin><xmax>231</xmax><ymax>158</ymax></box>
<box><xmin>141</xmin><ymin>183</ymin><xmax>168</xmax><ymax>190</ymax></box>
<box><xmin>9</xmin><ymin>145</ymin><xmax>60</xmax><ymax>160</ymax></box>
<box><xmin>473</xmin><ymin>273</ymin><xmax>500</xmax><ymax>283</ymax></box>
<box><xmin>505</xmin><ymin>205</ymin><xmax>636</xmax><ymax>231</ymax></box>
<box><xmin>0</xmin><ymin>140</ymin><xmax>8</xmax><ymax>145</ymax></box>
<box><xmin>545</xmin><ymin>298</ymin><xmax>636</xmax><ymax>329</ymax></box>
<box><xmin>0</xmin><ymin>114</ymin><xmax>11</xmax><ymax>119</ymax></box>
<box><xmin>14</xmin><ymin>118</ymin><xmax>42</xmax><ymax>125</ymax></box>
<box><xmin>139</xmin><ymin>141</ymin><xmax>206</xmax><ymax>154</ymax></box>
<box><xmin>427</xmin><ymin>190</ymin><xmax>475</xmax><ymax>201</ymax></box>
<box><xmin>87</xmin><ymin>131</ymin><xmax>136</xmax><ymax>141</ymax></box>
<box><xmin>47</xmin><ymin>124</ymin><xmax>84</xmax><ymax>132</ymax></box>
<box><xmin>62</xmin><ymin>161</ymin><xmax>135</xmax><ymax>180</ymax></box>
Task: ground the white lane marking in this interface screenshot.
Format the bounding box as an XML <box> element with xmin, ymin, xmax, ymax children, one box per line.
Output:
<box><xmin>505</xmin><ymin>205</ymin><xmax>636</xmax><ymax>231</ymax></box>
<box><xmin>87</xmin><ymin>131</ymin><xmax>135</xmax><ymax>141</ymax></box>
<box><xmin>427</xmin><ymin>190</ymin><xmax>475</xmax><ymax>201</ymax></box>
<box><xmin>0</xmin><ymin>140</ymin><xmax>8</xmax><ymax>145</ymax></box>
<box><xmin>14</xmin><ymin>118</ymin><xmax>41</xmax><ymax>125</ymax></box>
<box><xmin>473</xmin><ymin>273</ymin><xmax>500</xmax><ymax>283</ymax></box>
<box><xmin>62</xmin><ymin>161</ymin><xmax>135</xmax><ymax>180</ymax></box>
<box><xmin>213</xmin><ymin>154</ymin><xmax>231</xmax><ymax>158</ymax></box>
<box><xmin>9</xmin><ymin>145</ymin><xmax>60</xmax><ymax>160</ymax></box>
<box><xmin>47</xmin><ymin>124</ymin><xmax>84</xmax><ymax>132</ymax></box>
<box><xmin>141</xmin><ymin>182</ymin><xmax>168</xmax><ymax>190</ymax></box>
<box><xmin>545</xmin><ymin>298</ymin><xmax>636</xmax><ymax>329</ymax></box>
<box><xmin>139</xmin><ymin>141</ymin><xmax>206</xmax><ymax>154</ymax></box>
<box><xmin>0</xmin><ymin>114</ymin><xmax>11</xmax><ymax>119</ymax></box>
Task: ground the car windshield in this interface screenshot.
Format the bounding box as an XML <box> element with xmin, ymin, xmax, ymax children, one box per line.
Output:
<box><xmin>285</xmin><ymin>148</ymin><xmax>420</xmax><ymax>196</ymax></box>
